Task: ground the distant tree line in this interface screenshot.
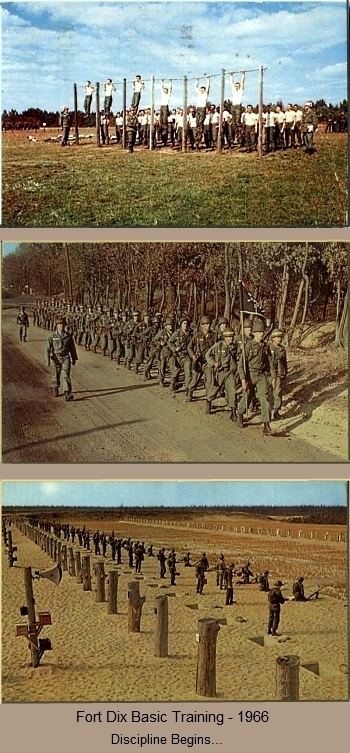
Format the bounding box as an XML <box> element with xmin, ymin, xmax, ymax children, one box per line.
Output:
<box><xmin>3</xmin><ymin>241</ymin><xmax>348</xmax><ymax>347</ymax></box>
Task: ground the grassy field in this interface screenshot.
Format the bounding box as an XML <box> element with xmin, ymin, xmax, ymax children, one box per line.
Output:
<box><xmin>2</xmin><ymin>129</ymin><xmax>347</xmax><ymax>226</ymax></box>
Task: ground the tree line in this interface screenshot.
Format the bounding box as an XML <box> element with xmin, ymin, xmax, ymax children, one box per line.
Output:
<box><xmin>3</xmin><ymin>241</ymin><xmax>348</xmax><ymax>347</ymax></box>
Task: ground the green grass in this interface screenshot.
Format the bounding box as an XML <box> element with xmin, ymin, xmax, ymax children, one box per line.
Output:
<box><xmin>2</xmin><ymin>131</ymin><xmax>347</xmax><ymax>226</ymax></box>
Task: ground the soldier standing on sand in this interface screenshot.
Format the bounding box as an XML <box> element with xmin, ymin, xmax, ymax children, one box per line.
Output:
<box><xmin>267</xmin><ymin>580</ymin><xmax>286</xmax><ymax>635</ymax></box>
<box><xmin>45</xmin><ymin>316</ymin><xmax>77</xmax><ymax>401</ymax></box>
<box><xmin>225</xmin><ymin>563</ymin><xmax>236</xmax><ymax>605</ymax></box>
<box><xmin>196</xmin><ymin>558</ymin><xmax>206</xmax><ymax>594</ymax></box>
<box><xmin>158</xmin><ymin>547</ymin><xmax>166</xmax><ymax>578</ymax></box>
<box><xmin>241</xmin><ymin>561</ymin><xmax>253</xmax><ymax>584</ymax></box>
<box><xmin>216</xmin><ymin>554</ymin><xmax>226</xmax><ymax>589</ymax></box>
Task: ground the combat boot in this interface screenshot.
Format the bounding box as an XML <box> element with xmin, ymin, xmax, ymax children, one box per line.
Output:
<box><xmin>144</xmin><ymin>369</ymin><xmax>150</xmax><ymax>381</ymax></box>
<box><xmin>263</xmin><ymin>423</ymin><xmax>273</xmax><ymax>436</ymax></box>
<box><xmin>272</xmin><ymin>409</ymin><xmax>281</xmax><ymax>421</ymax></box>
<box><xmin>237</xmin><ymin>414</ymin><xmax>244</xmax><ymax>428</ymax></box>
<box><xmin>230</xmin><ymin>408</ymin><xmax>237</xmax><ymax>422</ymax></box>
<box><xmin>52</xmin><ymin>387</ymin><xmax>59</xmax><ymax>398</ymax></box>
<box><xmin>92</xmin><ymin>345</ymin><xmax>96</xmax><ymax>353</ymax></box>
<box><xmin>205</xmin><ymin>401</ymin><xmax>211</xmax><ymax>414</ymax></box>
<box><xmin>186</xmin><ymin>390</ymin><xmax>193</xmax><ymax>402</ymax></box>
<box><xmin>65</xmin><ymin>392</ymin><xmax>74</xmax><ymax>402</ymax></box>
<box><xmin>135</xmin><ymin>363</ymin><xmax>139</xmax><ymax>374</ymax></box>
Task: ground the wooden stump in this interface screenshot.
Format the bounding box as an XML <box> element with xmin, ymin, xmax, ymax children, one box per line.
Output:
<box><xmin>275</xmin><ymin>655</ymin><xmax>300</xmax><ymax>700</ymax></box>
<box><xmin>57</xmin><ymin>540</ymin><xmax>62</xmax><ymax>566</ymax></box>
<box><xmin>24</xmin><ymin>567</ymin><xmax>40</xmax><ymax>668</ymax></box>
<box><xmin>68</xmin><ymin>547</ymin><xmax>76</xmax><ymax>577</ymax></box>
<box><xmin>196</xmin><ymin>618</ymin><xmax>220</xmax><ymax>697</ymax></box>
<box><xmin>154</xmin><ymin>595</ymin><xmax>168</xmax><ymax>657</ymax></box>
<box><xmin>61</xmin><ymin>545</ymin><xmax>68</xmax><ymax>571</ymax></box>
<box><xmin>107</xmin><ymin>570</ymin><xmax>120</xmax><ymax>614</ymax></box>
<box><xmin>81</xmin><ymin>555</ymin><xmax>92</xmax><ymax>591</ymax></box>
<box><xmin>128</xmin><ymin>580</ymin><xmax>146</xmax><ymax>632</ymax></box>
<box><xmin>75</xmin><ymin>551</ymin><xmax>83</xmax><ymax>583</ymax></box>
<box><xmin>94</xmin><ymin>562</ymin><xmax>106</xmax><ymax>602</ymax></box>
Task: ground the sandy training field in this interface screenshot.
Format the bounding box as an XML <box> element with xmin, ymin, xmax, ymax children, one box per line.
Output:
<box><xmin>2</xmin><ymin>512</ymin><xmax>347</xmax><ymax>702</ymax></box>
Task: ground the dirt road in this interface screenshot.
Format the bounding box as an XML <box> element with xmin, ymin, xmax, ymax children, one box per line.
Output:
<box><xmin>2</xmin><ymin>302</ymin><xmax>344</xmax><ymax>463</ymax></box>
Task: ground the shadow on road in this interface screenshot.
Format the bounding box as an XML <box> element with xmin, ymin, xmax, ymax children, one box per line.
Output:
<box><xmin>2</xmin><ymin>418</ymin><xmax>146</xmax><ymax>456</ymax></box>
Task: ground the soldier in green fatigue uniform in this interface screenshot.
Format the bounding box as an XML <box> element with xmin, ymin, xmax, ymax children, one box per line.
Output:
<box><xmin>59</xmin><ymin>106</ymin><xmax>71</xmax><ymax>146</ymax></box>
<box><xmin>186</xmin><ymin>315</ymin><xmax>216</xmax><ymax>401</ymax></box>
<box><xmin>215</xmin><ymin>316</ymin><xmax>229</xmax><ymax>341</ymax></box>
<box><xmin>17</xmin><ymin>306</ymin><xmax>29</xmax><ymax>341</ymax></box>
<box><xmin>123</xmin><ymin>310</ymin><xmax>140</xmax><ymax>369</ymax></box>
<box><xmin>205</xmin><ymin>328</ymin><xmax>238</xmax><ymax>419</ymax></box>
<box><xmin>302</xmin><ymin>101</ymin><xmax>318</xmax><ymax>154</ymax></box>
<box><xmin>45</xmin><ymin>316</ymin><xmax>77</xmax><ymax>401</ymax></box>
<box><xmin>236</xmin><ymin>319</ymin><xmax>276</xmax><ymax>435</ymax></box>
<box><xmin>292</xmin><ymin>577</ymin><xmax>306</xmax><ymax>601</ymax></box>
<box><xmin>269</xmin><ymin>328</ymin><xmax>287</xmax><ymax>420</ymax></box>
<box><xmin>153</xmin><ymin>316</ymin><xmax>174</xmax><ymax>385</ymax></box>
<box><xmin>133</xmin><ymin>311</ymin><xmax>151</xmax><ymax>374</ymax></box>
<box><xmin>225</xmin><ymin>563</ymin><xmax>236</xmax><ymax>605</ymax></box>
<box><xmin>168</xmin><ymin>316</ymin><xmax>193</xmax><ymax>394</ymax></box>
<box><xmin>126</xmin><ymin>106</ymin><xmax>139</xmax><ymax>152</ymax></box>
<box><xmin>259</xmin><ymin>570</ymin><xmax>270</xmax><ymax>591</ymax></box>
<box><xmin>142</xmin><ymin>316</ymin><xmax>162</xmax><ymax>380</ymax></box>
<box><xmin>216</xmin><ymin>554</ymin><xmax>226</xmax><ymax>589</ymax></box>
<box><xmin>267</xmin><ymin>580</ymin><xmax>286</xmax><ymax>635</ymax></box>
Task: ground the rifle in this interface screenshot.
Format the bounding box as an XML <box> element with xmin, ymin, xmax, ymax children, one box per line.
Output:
<box><xmin>306</xmin><ymin>587</ymin><xmax>324</xmax><ymax>601</ymax></box>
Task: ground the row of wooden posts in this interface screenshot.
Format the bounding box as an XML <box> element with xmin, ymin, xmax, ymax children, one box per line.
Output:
<box><xmin>73</xmin><ymin>67</ymin><xmax>264</xmax><ymax>155</ymax></box>
<box><xmin>7</xmin><ymin>519</ymin><xmax>301</xmax><ymax>699</ymax></box>
<box><xmin>122</xmin><ymin>517</ymin><xmax>346</xmax><ymax>542</ymax></box>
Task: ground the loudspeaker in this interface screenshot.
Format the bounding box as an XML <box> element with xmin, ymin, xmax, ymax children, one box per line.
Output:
<box><xmin>35</xmin><ymin>563</ymin><xmax>62</xmax><ymax>586</ymax></box>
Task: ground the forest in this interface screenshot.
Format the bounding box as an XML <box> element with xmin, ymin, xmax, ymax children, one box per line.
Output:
<box><xmin>2</xmin><ymin>241</ymin><xmax>348</xmax><ymax>347</ymax></box>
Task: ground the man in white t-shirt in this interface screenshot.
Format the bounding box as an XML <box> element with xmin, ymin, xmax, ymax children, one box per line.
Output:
<box><xmin>115</xmin><ymin>112</ymin><xmax>123</xmax><ymax>143</ymax></box>
<box><xmin>159</xmin><ymin>79</ymin><xmax>172</xmax><ymax>145</ymax></box>
<box><xmin>284</xmin><ymin>103</ymin><xmax>296</xmax><ymax>148</ymax></box>
<box><xmin>104</xmin><ymin>79</ymin><xmax>116</xmax><ymax>115</ymax></box>
<box><xmin>211</xmin><ymin>105</ymin><xmax>220</xmax><ymax>149</ymax></box>
<box><xmin>244</xmin><ymin>105</ymin><xmax>258</xmax><ymax>152</ymax></box>
<box><xmin>263</xmin><ymin>104</ymin><xmax>276</xmax><ymax>153</ymax></box>
<box><xmin>84</xmin><ymin>81</ymin><xmax>95</xmax><ymax>117</ymax></box>
<box><xmin>222</xmin><ymin>107</ymin><xmax>233</xmax><ymax>149</ymax></box>
<box><xmin>293</xmin><ymin>104</ymin><xmax>303</xmax><ymax>146</ymax></box>
<box><xmin>274</xmin><ymin>105</ymin><xmax>285</xmax><ymax>150</ymax></box>
<box><xmin>187</xmin><ymin>106</ymin><xmax>197</xmax><ymax>150</ymax></box>
<box><xmin>194</xmin><ymin>77</ymin><xmax>210</xmax><ymax>147</ymax></box>
<box><xmin>230</xmin><ymin>71</ymin><xmax>245</xmax><ymax>142</ymax></box>
<box><xmin>131</xmin><ymin>75</ymin><xmax>145</xmax><ymax>111</ymax></box>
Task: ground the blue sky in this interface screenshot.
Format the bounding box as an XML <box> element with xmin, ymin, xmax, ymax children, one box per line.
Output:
<box><xmin>2</xmin><ymin>481</ymin><xmax>347</xmax><ymax>507</ymax></box>
<box><xmin>2</xmin><ymin>242</ymin><xmax>20</xmax><ymax>256</ymax></box>
<box><xmin>1</xmin><ymin>2</ymin><xmax>347</xmax><ymax>113</ymax></box>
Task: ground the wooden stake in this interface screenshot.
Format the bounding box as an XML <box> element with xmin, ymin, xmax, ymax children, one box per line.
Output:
<box><xmin>74</xmin><ymin>83</ymin><xmax>79</xmax><ymax>145</ymax></box>
<box><xmin>122</xmin><ymin>79</ymin><xmax>127</xmax><ymax>149</ymax></box>
<box><xmin>196</xmin><ymin>617</ymin><xmax>220</xmax><ymax>697</ymax></box>
<box><xmin>258</xmin><ymin>65</ymin><xmax>263</xmax><ymax>157</ymax></box>
<box><xmin>94</xmin><ymin>562</ymin><xmax>106</xmax><ymax>602</ymax></box>
<box><xmin>128</xmin><ymin>580</ymin><xmax>146</xmax><ymax>632</ymax></box>
<box><xmin>75</xmin><ymin>551</ymin><xmax>83</xmax><ymax>583</ymax></box>
<box><xmin>61</xmin><ymin>545</ymin><xmax>68</xmax><ymax>571</ymax></box>
<box><xmin>68</xmin><ymin>547</ymin><xmax>76</xmax><ymax>576</ymax></box>
<box><xmin>7</xmin><ymin>530</ymin><xmax>16</xmax><ymax>567</ymax></box>
<box><xmin>95</xmin><ymin>82</ymin><xmax>101</xmax><ymax>147</ymax></box>
<box><xmin>24</xmin><ymin>567</ymin><xmax>40</xmax><ymax>668</ymax></box>
<box><xmin>154</xmin><ymin>595</ymin><xmax>168</xmax><ymax>657</ymax></box>
<box><xmin>275</xmin><ymin>655</ymin><xmax>300</xmax><ymax>700</ymax></box>
<box><xmin>150</xmin><ymin>75</ymin><xmax>155</xmax><ymax>150</ymax></box>
<box><xmin>182</xmin><ymin>76</ymin><xmax>188</xmax><ymax>152</ymax></box>
<box><xmin>217</xmin><ymin>68</ymin><xmax>225</xmax><ymax>152</ymax></box>
<box><xmin>107</xmin><ymin>570</ymin><xmax>120</xmax><ymax>614</ymax></box>
<box><xmin>81</xmin><ymin>555</ymin><xmax>92</xmax><ymax>591</ymax></box>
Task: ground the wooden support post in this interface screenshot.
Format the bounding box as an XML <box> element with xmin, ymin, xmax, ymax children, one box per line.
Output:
<box><xmin>150</xmin><ymin>75</ymin><xmax>155</xmax><ymax>150</ymax></box>
<box><xmin>275</xmin><ymin>655</ymin><xmax>300</xmax><ymax>700</ymax></box>
<box><xmin>107</xmin><ymin>570</ymin><xmax>120</xmax><ymax>614</ymax></box>
<box><xmin>7</xmin><ymin>530</ymin><xmax>17</xmax><ymax>567</ymax></box>
<box><xmin>68</xmin><ymin>547</ymin><xmax>76</xmax><ymax>576</ymax></box>
<box><xmin>154</xmin><ymin>595</ymin><xmax>168</xmax><ymax>657</ymax></box>
<box><xmin>217</xmin><ymin>68</ymin><xmax>225</xmax><ymax>152</ymax></box>
<box><xmin>94</xmin><ymin>562</ymin><xmax>106</xmax><ymax>602</ymax></box>
<box><xmin>24</xmin><ymin>567</ymin><xmax>41</xmax><ymax>668</ymax></box>
<box><xmin>75</xmin><ymin>551</ymin><xmax>83</xmax><ymax>583</ymax></box>
<box><xmin>122</xmin><ymin>79</ymin><xmax>127</xmax><ymax>149</ymax></box>
<box><xmin>74</xmin><ymin>83</ymin><xmax>79</xmax><ymax>145</ymax></box>
<box><xmin>61</xmin><ymin>545</ymin><xmax>68</xmax><ymax>571</ymax></box>
<box><xmin>81</xmin><ymin>555</ymin><xmax>92</xmax><ymax>591</ymax></box>
<box><xmin>53</xmin><ymin>539</ymin><xmax>57</xmax><ymax>562</ymax></box>
<box><xmin>128</xmin><ymin>580</ymin><xmax>146</xmax><ymax>632</ymax></box>
<box><xmin>196</xmin><ymin>617</ymin><xmax>220</xmax><ymax>697</ymax></box>
<box><xmin>57</xmin><ymin>540</ymin><xmax>62</xmax><ymax>566</ymax></box>
<box><xmin>257</xmin><ymin>65</ymin><xmax>263</xmax><ymax>157</ymax></box>
<box><xmin>95</xmin><ymin>82</ymin><xmax>101</xmax><ymax>147</ymax></box>
<box><xmin>182</xmin><ymin>76</ymin><xmax>187</xmax><ymax>152</ymax></box>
